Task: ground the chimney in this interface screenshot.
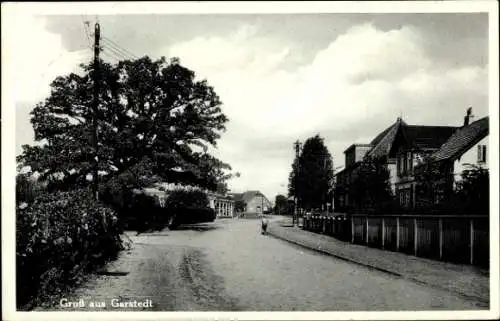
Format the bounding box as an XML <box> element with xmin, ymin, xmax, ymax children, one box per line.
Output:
<box><xmin>463</xmin><ymin>107</ymin><xmax>473</xmax><ymax>126</ymax></box>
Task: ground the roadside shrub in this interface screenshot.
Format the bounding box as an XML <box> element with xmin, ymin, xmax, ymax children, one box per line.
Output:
<box><xmin>165</xmin><ymin>189</ymin><xmax>209</xmax><ymax>208</ymax></box>
<box><xmin>16</xmin><ymin>188</ymin><xmax>123</xmax><ymax>309</ymax></box>
<box><xmin>164</xmin><ymin>189</ymin><xmax>215</xmax><ymax>227</ymax></box>
<box><xmin>16</xmin><ymin>174</ymin><xmax>44</xmax><ymax>204</ymax></box>
<box><xmin>171</xmin><ymin>207</ymin><xmax>216</xmax><ymax>224</ymax></box>
<box><xmin>99</xmin><ymin>174</ymin><xmax>164</xmax><ymax>231</ymax></box>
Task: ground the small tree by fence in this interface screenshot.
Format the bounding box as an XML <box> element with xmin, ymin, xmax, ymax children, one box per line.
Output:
<box><xmin>414</xmin><ymin>157</ymin><xmax>489</xmax><ymax>215</ymax></box>
<box><xmin>348</xmin><ymin>156</ymin><xmax>394</xmax><ymax>213</ymax></box>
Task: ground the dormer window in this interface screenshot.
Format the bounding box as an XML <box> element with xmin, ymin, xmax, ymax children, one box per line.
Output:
<box><xmin>407</xmin><ymin>152</ymin><xmax>413</xmax><ymax>174</ymax></box>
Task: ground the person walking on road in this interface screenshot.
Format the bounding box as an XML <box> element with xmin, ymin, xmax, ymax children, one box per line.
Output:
<box><xmin>261</xmin><ymin>216</ymin><xmax>269</xmax><ymax>234</ymax></box>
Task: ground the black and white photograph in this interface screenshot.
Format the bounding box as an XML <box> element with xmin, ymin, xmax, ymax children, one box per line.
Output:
<box><xmin>2</xmin><ymin>2</ymin><xmax>499</xmax><ymax>320</ymax></box>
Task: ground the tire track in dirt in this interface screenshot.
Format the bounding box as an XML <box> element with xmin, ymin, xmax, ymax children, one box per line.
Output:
<box><xmin>178</xmin><ymin>248</ymin><xmax>242</xmax><ymax>311</ymax></box>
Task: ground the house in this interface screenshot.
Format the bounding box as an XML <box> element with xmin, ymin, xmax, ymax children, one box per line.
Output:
<box><xmin>430</xmin><ymin>112</ymin><xmax>489</xmax><ymax>203</ymax></box>
<box><xmin>334</xmin><ymin>119</ymin><xmax>409</xmax><ymax>211</ymax></box>
<box><xmin>392</xmin><ymin>124</ymin><xmax>458</xmax><ymax>209</ymax></box>
<box><xmin>142</xmin><ymin>183</ymin><xmax>235</xmax><ymax>218</ymax></box>
<box><xmin>334</xmin><ymin>144</ymin><xmax>371</xmax><ymax>211</ymax></box>
<box><xmin>334</xmin><ymin>117</ymin><xmax>458</xmax><ymax>211</ymax></box>
<box><xmin>207</xmin><ymin>192</ymin><xmax>235</xmax><ymax>218</ymax></box>
<box><xmin>229</xmin><ymin>190</ymin><xmax>272</xmax><ymax>215</ymax></box>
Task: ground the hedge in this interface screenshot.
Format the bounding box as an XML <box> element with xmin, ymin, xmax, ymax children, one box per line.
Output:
<box><xmin>16</xmin><ymin>189</ymin><xmax>124</xmax><ymax>309</ymax></box>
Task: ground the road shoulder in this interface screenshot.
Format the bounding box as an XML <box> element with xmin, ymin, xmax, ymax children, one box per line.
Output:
<box><xmin>267</xmin><ymin>218</ymin><xmax>489</xmax><ymax>306</ymax></box>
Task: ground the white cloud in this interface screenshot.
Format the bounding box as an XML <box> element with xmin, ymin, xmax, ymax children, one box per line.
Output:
<box><xmin>9</xmin><ymin>15</ymin><xmax>90</xmax><ymax>102</ymax></box>
<box><xmin>10</xmin><ymin>18</ymin><xmax>487</xmax><ymax>200</ymax></box>
<box><xmin>9</xmin><ymin>14</ymin><xmax>90</xmax><ymax>155</ymax></box>
<box><xmin>8</xmin><ymin>15</ymin><xmax>89</xmax><ymax>104</ymax></box>
<box><xmin>167</xmin><ymin>22</ymin><xmax>488</xmax><ymax>199</ymax></box>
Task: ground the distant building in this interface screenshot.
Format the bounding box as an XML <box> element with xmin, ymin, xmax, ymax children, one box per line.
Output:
<box><xmin>229</xmin><ymin>190</ymin><xmax>272</xmax><ymax>214</ymax></box>
<box><xmin>207</xmin><ymin>192</ymin><xmax>235</xmax><ymax>218</ymax></box>
<box><xmin>142</xmin><ymin>184</ymin><xmax>235</xmax><ymax>218</ymax></box>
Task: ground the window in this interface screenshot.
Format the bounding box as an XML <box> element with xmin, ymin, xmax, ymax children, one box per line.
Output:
<box><xmin>398</xmin><ymin>188</ymin><xmax>411</xmax><ymax>208</ymax></box>
<box><xmin>477</xmin><ymin>145</ymin><xmax>487</xmax><ymax>163</ymax></box>
<box><xmin>398</xmin><ymin>154</ymin><xmax>405</xmax><ymax>176</ymax></box>
<box><xmin>407</xmin><ymin>152</ymin><xmax>413</xmax><ymax>174</ymax></box>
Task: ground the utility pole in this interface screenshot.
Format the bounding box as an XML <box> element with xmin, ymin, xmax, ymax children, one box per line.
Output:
<box><xmin>92</xmin><ymin>22</ymin><xmax>101</xmax><ymax>200</ymax></box>
<box><xmin>293</xmin><ymin>140</ymin><xmax>301</xmax><ymax>226</ymax></box>
<box><xmin>261</xmin><ymin>194</ymin><xmax>264</xmax><ymax>216</ymax></box>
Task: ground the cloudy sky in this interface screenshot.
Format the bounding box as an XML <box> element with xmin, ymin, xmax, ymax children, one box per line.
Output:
<box><xmin>7</xmin><ymin>7</ymin><xmax>490</xmax><ymax>201</ymax></box>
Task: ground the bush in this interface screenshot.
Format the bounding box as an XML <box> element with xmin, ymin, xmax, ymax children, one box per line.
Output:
<box><xmin>16</xmin><ymin>188</ymin><xmax>123</xmax><ymax>309</ymax></box>
<box><xmin>169</xmin><ymin>207</ymin><xmax>216</xmax><ymax>225</ymax></box>
<box><xmin>16</xmin><ymin>174</ymin><xmax>44</xmax><ymax>204</ymax></box>
<box><xmin>99</xmin><ymin>174</ymin><xmax>164</xmax><ymax>231</ymax></box>
<box><xmin>165</xmin><ymin>189</ymin><xmax>209</xmax><ymax>208</ymax></box>
<box><xmin>164</xmin><ymin>189</ymin><xmax>215</xmax><ymax>228</ymax></box>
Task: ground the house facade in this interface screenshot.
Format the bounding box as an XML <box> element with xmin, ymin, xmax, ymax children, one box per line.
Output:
<box><xmin>334</xmin><ymin>116</ymin><xmax>461</xmax><ymax>211</ymax></box>
<box><xmin>230</xmin><ymin>190</ymin><xmax>272</xmax><ymax>214</ymax></box>
<box><xmin>334</xmin><ymin>144</ymin><xmax>371</xmax><ymax>211</ymax></box>
<box><xmin>207</xmin><ymin>192</ymin><xmax>235</xmax><ymax>218</ymax></box>
<box><xmin>431</xmin><ymin>113</ymin><xmax>489</xmax><ymax>202</ymax></box>
<box><xmin>393</xmin><ymin>125</ymin><xmax>458</xmax><ymax>209</ymax></box>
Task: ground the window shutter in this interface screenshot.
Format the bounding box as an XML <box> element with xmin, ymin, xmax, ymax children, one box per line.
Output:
<box><xmin>482</xmin><ymin>145</ymin><xmax>487</xmax><ymax>163</ymax></box>
<box><xmin>477</xmin><ymin>145</ymin><xmax>482</xmax><ymax>162</ymax></box>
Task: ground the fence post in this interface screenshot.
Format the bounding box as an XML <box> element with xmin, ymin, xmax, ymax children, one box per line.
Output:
<box><xmin>414</xmin><ymin>218</ymin><xmax>418</xmax><ymax>256</ymax></box>
<box><xmin>381</xmin><ymin>217</ymin><xmax>385</xmax><ymax>249</ymax></box>
<box><xmin>351</xmin><ymin>216</ymin><xmax>355</xmax><ymax>243</ymax></box>
<box><xmin>396</xmin><ymin>217</ymin><xmax>400</xmax><ymax>252</ymax></box>
<box><xmin>470</xmin><ymin>218</ymin><xmax>474</xmax><ymax>265</ymax></box>
<box><xmin>365</xmin><ymin>216</ymin><xmax>369</xmax><ymax>244</ymax></box>
<box><xmin>439</xmin><ymin>218</ymin><xmax>443</xmax><ymax>260</ymax></box>
<box><xmin>322</xmin><ymin>217</ymin><xmax>326</xmax><ymax>234</ymax></box>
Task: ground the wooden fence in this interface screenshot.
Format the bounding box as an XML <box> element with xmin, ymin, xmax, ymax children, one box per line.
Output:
<box><xmin>302</xmin><ymin>214</ymin><xmax>489</xmax><ymax>268</ymax></box>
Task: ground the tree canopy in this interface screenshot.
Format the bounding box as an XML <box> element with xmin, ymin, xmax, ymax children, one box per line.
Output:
<box><xmin>288</xmin><ymin>134</ymin><xmax>334</xmax><ymax>210</ymax></box>
<box><xmin>348</xmin><ymin>156</ymin><xmax>392</xmax><ymax>212</ymax></box>
<box><xmin>17</xmin><ymin>56</ymin><xmax>231</xmax><ymax>192</ymax></box>
<box><xmin>274</xmin><ymin>194</ymin><xmax>288</xmax><ymax>214</ymax></box>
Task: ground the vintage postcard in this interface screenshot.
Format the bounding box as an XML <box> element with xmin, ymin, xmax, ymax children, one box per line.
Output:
<box><xmin>2</xmin><ymin>1</ymin><xmax>499</xmax><ymax>320</ymax></box>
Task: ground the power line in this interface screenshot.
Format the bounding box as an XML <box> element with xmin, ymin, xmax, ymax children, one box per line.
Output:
<box><xmin>102</xmin><ymin>44</ymin><xmax>130</xmax><ymax>61</ymax></box>
<box><xmin>101</xmin><ymin>50</ymin><xmax>121</xmax><ymax>63</ymax></box>
<box><xmin>102</xmin><ymin>36</ymin><xmax>139</xmax><ymax>59</ymax></box>
<box><xmin>101</xmin><ymin>38</ymin><xmax>137</xmax><ymax>60</ymax></box>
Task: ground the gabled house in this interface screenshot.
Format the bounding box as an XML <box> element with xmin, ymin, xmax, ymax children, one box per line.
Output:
<box><xmin>430</xmin><ymin>113</ymin><xmax>489</xmax><ymax>203</ymax></box>
<box><xmin>393</xmin><ymin>125</ymin><xmax>458</xmax><ymax>209</ymax></box>
<box><xmin>229</xmin><ymin>190</ymin><xmax>272</xmax><ymax>214</ymax></box>
<box><xmin>334</xmin><ymin>116</ymin><xmax>459</xmax><ymax>211</ymax></box>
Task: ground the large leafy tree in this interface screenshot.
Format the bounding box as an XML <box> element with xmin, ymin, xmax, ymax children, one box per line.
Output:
<box><xmin>289</xmin><ymin>134</ymin><xmax>334</xmax><ymax>210</ymax></box>
<box><xmin>349</xmin><ymin>156</ymin><xmax>393</xmax><ymax>212</ymax></box>
<box><xmin>17</xmin><ymin>56</ymin><xmax>231</xmax><ymax>192</ymax></box>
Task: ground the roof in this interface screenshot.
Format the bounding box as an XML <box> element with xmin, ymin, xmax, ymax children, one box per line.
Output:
<box><xmin>230</xmin><ymin>190</ymin><xmax>270</xmax><ymax>203</ymax></box>
<box><xmin>344</xmin><ymin>143</ymin><xmax>373</xmax><ymax>154</ymax></box>
<box><xmin>432</xmin><ymin>116</ymin><xmax>489</xmax><ymax>161</ymax></box>
<box><xmin>366</xmin><ymin>119</ymin><xmax>405</xmax><ymax>158</ymax></box>
<box><xmin>366</xmin><ymin>118</ymin><xmax>458</xmax><ymax>159</ymax></box>
<box><xmin>370</xmin><ymin>121</ymin><xmax>401</xmax><ymax>146</ymax></box>
<box><xmin>402</xmin><ymin>125</ymin><xmax>458</xmax><ymax>150</ymax></box>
